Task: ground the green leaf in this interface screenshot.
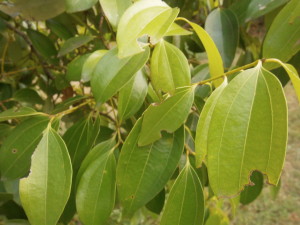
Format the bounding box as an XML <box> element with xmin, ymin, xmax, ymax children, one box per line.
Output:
<box><xmin>179</xmin><ymin>18</ymin><xmax>224</xmax><ymax>87</ymax></box>
<box><xmin>0</xmin><ymin>107</ymin><xmax>45</xmax><ymax>122</ymax></box>
<box><xmin>0</xmin><ymin>193</ymin><xmax>13</xmax><ymax>206</ymax></box>
<box><xmin>0</xmin><ymin>0</ymin><xmax>65</xmax><ymax>21</ymax></box>
<box><xmin>117</xmin><ymin>0</ymin><xmax>179</xmax><ymax>58</ymax></box>
<box><xmin>160</xmin><ymin>163</ymin><xmax>205</xmax><ymax>225</ymax></box>
<box><xmin>118</xmin><ymin>70</ymin><xmax>148</xmax><ymax>121</ymax></box>
<box><xmin>240</xmin><ymin>171</ymin><xmax>264</xmax><ymax>205</ymax></box>
<box><xmin>206</xmin><ymin>62</ymin><xmax>287</xmax><ymax>197</ymax></box>
<box><xmin>19</xmin><ymin>126</ymin><xmax>72</xmax><ymax>225</ymax></box>
<box><xmin>99</xmin><ymin>0</ymin><xmax>132</xmax><ymax>30</ymax></box>
<box><xmin>46</xmin><ymin>19</ymin><xmax>73</xmax><ymax>40</ymax></box>
<box><xmin>66</xmin><ymin>53</ymin><xmax>91</xmax><ymax>81</ymax></box>
<box><xmin>0</xmin><ymin>116</ymin><xmax>50</xmax><ymax>180</ymax></box>
<box><xmin>58</xmin><ymin>35</ymin><xmax>95</xmax><ymax>57</ymax></box>
<box><xmin>263</xmin><ymin>0</ymin><xmax>300</xmax><ymax>64</ymax></box>
<box><xmin>151</xmin><ymin>40</ymin><xmax>191</xmax><ymax>94</ymax></box>
<box><xmin>164</xmin><ymin>22</ymin><xmax>192</xmax><ymax>36</ymax></box>
<box><xmin>91</xmin><ymin>47</ymin><xmax>150</xmax><ymax>104</ymax></box>
<box><xmin>146</xmin><ymin>189</ymin><xmax>165</xmax><ymax>214</ymax></box>
<box><xmin>138</xmin><ymin>86</ymin><xmax>195</xmax><ymax>146</ymax></box>
<box><xmin>63</xmin><ymin>116</ymin><xmax>100</xmax><ymax>173</ymax></box>
<box><xmin>205</xmin><ymin>8</ymin><xmax>239</xmax><ymax>68</ymax></box>
<box><xmin>13</xmin><ymin>88</ymin><xmax>44</xmax><ymax>105</ymax></box>
<box><xmin>116</xmin><ymin>119</ymin><xmax>184</xmax><ymax>216</ymax></box>
<box><xmin>82</xmin><ymin>50</ymin><xmax>108</xmax><ymax>82</ymax></box>
<box><xmin>76</xmin><ymin>149</ymin><xmax>116</xmax><ymax>225</ymax></box>
<box><xmin>195</xmin><ymin>80</ymin><xmax>227</xmax><ymax>167</ymax></box>
<box><xmin>65</xmin><ymin>0</ymin><xmax>98</xmax><ymax>13</ymax></box>
<box><xmin>230</xmin><ymin>0</ymin><xmax>289</xmax><ymax>24</ymax></box>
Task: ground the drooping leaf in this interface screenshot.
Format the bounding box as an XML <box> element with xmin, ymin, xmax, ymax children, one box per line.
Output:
<box><xmin>66</xmin><ymin>53</ymin><xmax>91</xmax><ymax>81</ymax></box>
<box><xmin>179</xmin><ymin>18</ymin><xmax>224</xmax><ymax>87</ymax></box>
<box><xmin>151</xmin><ymin>40</ymin><xmax>191</xmax><ymax>94</ymax></box>
<box><xmin>0</xmin><ymin>116</ymin><xmax>50</xmax><ymax>180</ymax></box>
<box><xmin>230</xmin><ymin>0</ymin><xmax>289</xmax><ymax>24</ymax></box>
<box><xmin>99</xmin><ymin>0</ymin><xmax>132</xmax><ymax>30</ymax></box>
<box><xmin>117</xmin><ymin>119</ymin><xmax>184</xmax><ymax>216</ymax></box>
<box><xmin>117</xmin><ymin>0</ymin><xmax>179</xmax><ymax>58</ymax></box>
<box><xmin>138</xmin><ymin>86</ymin><xmax>195</xmax><ymax>146</ymax></box>
<box><xmin>118</xmin><ymin>70</ymin><xmax>148</xmax><ymax>121</ymax></box>
<box><xmin>207</xmin><ymin>62</ymin><xmax>287</xmax><ymax>197</ymax></box>
<box><xmin>65</xmin><ymin>0</ymin><xmax>98</xmax><ymax>13</ymax></box>
<box><xmin>146</xmin><ymin>189</ymin><xmax>165</xmax><ymax>214</ymax></box>
<box><xmin>13</xmin><ymin>88</ymin><xmax>44</xmax><ymax>105</ymax></box>
<box><xmin>195</xmin><ymin>80</ymin><xmax>227</xmax><ymax>167</ymax></box>
<box><xmin>263</xmin><ymin>0</ymin><xmax>300</xmax><ymax>64</ymax></box>
<box><xmin>58</xmin><ymin>35</ymin><xmax>95</xmax><ymax>57</ymax></box>
<box><xmin>0</xmin><ymin>107</ymin><xmax>45</xmax><ymax>122</ymax></box>
<box><xmin>63</xmin><ymin>116</ymin><xmax>100</xmax><ymax>173</ymax></box>
<box><xmin>0</xmin><ymin>0</ymin><xmax>65</xmax><ymax>21</ymax></box>
<box><xmin>19</xmin><ymin>126</ymin><xmax>72</xmax><ymax>225</ymax></box>
<box><xmin>160</xmin><ymin>163</ymin><xmax>205</xmax><ymax>225</ymax></box>
<box><xmin>164</xmin><ymin>22</ymin><xmax>192</xmax><ymax>36</ymax></box>
<box><xmin>240</xmin><ymin>171</ymin><xmax>264</xmax><ymax>205</ymax></box>
<box><xmin>82</xmin><ymin>50</ymin><xmax>108</xmax><ymax>82</ymax></box>
<box><xmin>91</xmin><ymin>47</ymin><xmax>150</xmax><ymax>104</ymax></box>
<box><xmin>205</xmin><ymin>8</ymin><xmax>239</xmax><ymax>68</ymax></box>
<box><xmin>76</xmin><ymin>149</ymin><xmax>116</xmax><ymax>225</ymax></box>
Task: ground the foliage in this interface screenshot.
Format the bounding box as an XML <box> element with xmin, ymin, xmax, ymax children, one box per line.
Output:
<box><xmin>0</xmin><ymin>0</ymin><xmax>300</xmax><ymax>224</ymax></box>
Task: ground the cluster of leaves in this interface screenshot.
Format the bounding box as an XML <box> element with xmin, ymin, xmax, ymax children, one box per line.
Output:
<box><xmin>0</xmin><ymin>0</ymin><xmax>300</xmax><ymax>225</ymax></box>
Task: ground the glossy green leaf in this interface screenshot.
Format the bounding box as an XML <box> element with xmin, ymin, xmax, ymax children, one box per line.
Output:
<box><xmin>160</xmin><ymin>163</ymin><xmax>205</xmax><ymax>225</ymax></box>
<box><xmin>151</xmin><ymin>40</ymin><xmax>191</xmax><ymax>94</ymax></box>
<box><xmin>117</xmin><ymin>119</ymin><xmax>184</xmax><ymax>216</ymax></box>
<box><xmin>0</xmin><ymin>107</ymin><xmax>45</xmax><ymax>122</ymax></box>
<box><xmin>179</xmin><ymin>18</ymin><xmax>224</xmax><ymax>87</ymax></box>
<box><xmin>58</xmin><ymin>35</ymin><xmax>95</xmax><ymax>57</ymax></box>
<box><xmin>263</xmin><ymin>0</ymin><xmax>300</xmax><ymax>64</ymax></box>
<box><xmin>0</xmin><ymin>0</ymin><xmax>65</xmax><ymax>21</ymax></box>
<box><xmin>66</xmin><ymin>54</ymin><xmax>91</xmax><ymax>81</ymax></box>
<box><xmin>240</xmin><ymin>171</ymin><xmax>264</xmax><ymax>205</ymax></box>
<box><xmin>65</xmin><ymin>0</ymin><xmax>98</xmax><ymax>13</ymax></box>
<box><xmin>138</xmin><ymin>86</ymin><xmax>195</xmax><ymax>146</ymax></box>
<box><xmin>46</xmin><ymin>19</ymin><xmax>73</xmax><ymax>40</ymax></box>
<box><xmin>0</xmin><ymin>116</ymin><xmax>50</xmax><ymax>180</ymax></box>
<box><xmin>207</xmin><ymin>62</ymin><xmax>287</xmax><ymax>197</ymax></box>
<box><xmin>99</xmin><ymin>0</ymin><xmax>132</xmax><ymax>30</ymax></box>
<box><xmin>19</xmin><ymin>126</ymin><xmax>72</xmax><ymax>225</ymax></box>
<box><xmin>63</xmin><ymin>116</ymin><xmax>100</xmax><ymax>173</ymax></box>
<box><xmin>118</xmin><ymin>70</ymin><xmax>148</xmax><ymax>121</ymax></box>
<box><xmin>164</xmin><ymin>22</ymin><xmax>192</xmax><ymax>36</ymax></box>
<box><xmin>146</xmin><ymin>189</ymin><xmax>165</xmax><ymax>214</ymax></box>
<box><xmin>91</xmin><ymin>47</ymin><xmax>150</xmax><ymax>104</ymax></box>
<box><xmin>230</xmin><ymin>0</ymin><xmax>289</xmax><ymax>24</ymax></box>
<box><xmin>205</xmin><ymin>8</ymin><xmax>239</xmax><ymax>68</ymax></box>
<box><xmin>76</xmin><ymin>149</ymin><xmax>116</xmax><ymax>225</ymax></box>
<box><xmin>195</xmin><ymin>80</ymin><xmax>227</xmax><ymax>167</ymax></box>
<box><xmin>13</xmin><ymin>88</ymin><xmax>44</xmax><ymax>105</ymax></box>
<box><xmin>117</xmin><ymin>0</ymin><xmax>179</xmax><ymax>58</ymax></box>
<box><xmin>82</xmin><ymin>50</ymin><xmax>108</xmax><ymax>82</ymax></box>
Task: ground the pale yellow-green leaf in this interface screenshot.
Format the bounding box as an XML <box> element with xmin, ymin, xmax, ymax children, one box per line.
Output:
<box><xmin>164</xmin><ymin>22</ymin><xmax>192</xmax><ymax>36</ymax></box>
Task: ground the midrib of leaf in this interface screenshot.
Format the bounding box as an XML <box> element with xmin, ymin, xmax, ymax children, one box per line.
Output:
<box><xmin>71</xmin><ymin>120</ymin><xmax>89</xmax><ymax>164</ymax></box>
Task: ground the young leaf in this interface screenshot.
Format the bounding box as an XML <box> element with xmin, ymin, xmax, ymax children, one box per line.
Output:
<box><xmin>263</xmin><ymin>0</ymin><xmax>300</xmax><ymax>64</ymax></box>
<box><xmin>76</xmin><ymin>150</ymin><xmax>116</xmax><ymax>225</ymax></box>
<box><xmin>117</xmin><ymin>119</ymin><xmax>184</xmax><ymax>216</ymax></box>
<box><xmin>118</xmin><ymin>70</ymin><xmax>148</xmax><ymax>121</ymax></box>
<box><xmin>63</xmin><ymin>116</ymin><xmax>100</xmax><ymax>173</ymax></box>
<box><xmin>205</xmin><ymin>8</ymin><xmax>239</xmax><ymax>68</ymax></box>
<box><xmin>0</xmin><ymin>107</ymin><xmax>45</xmax><ymax>122</ymax></box>
<box><xmin>91</xmin><ymin>47</ymin><xmax>150</xmax><ymax>104</ymax></box>
<box><xmin>65</xmin><ymin>0</ymin><xmax>98</xmax><ymax>13</ymax></box>
<box><xmin>164</xmin><ymin>22</ymin><xmax>192</xmax><ymax>36</ymax></box>
<box><xmin>117</xmin><ymin>0</ymin><xmax>179</xmax><ymax>58</ymax></box>
<box><xmin>0</xmin><ymin>116</ymin><xmax>50</xmax><ymax>180</ymax></box>
<box><xmin>138</xmin><ymin>86</ymin><xmax>194</xmax><ymax>146</ymax></box>
<box><xmin>195</xmin><ymin>80</ymin><xmax>228</xmax><ymax>167</ymax></box>
<box><xmin>151</xmin><ymin>40</ymin><xmax>191</xmax><ymax>94</ymax></box>
<box><xmin>240</xmin><ymin>171</ymin><xmax>264</xmax><ymax>205</ymax></box>
<box><xmin>66</xmin><ymin>54</ymin><xmax>91</xmax><ymax>81</ymax></box>
<box><xmin>160</xmin><ymin>163</ymin><xmax>205</xmax><ymax>225</ymax></box>
<box><xmin>19</xmin><ymin>126</ymin><xmax>72</xmax><ymax>225</ymax></box>
<box><xmin>207</xmin><ymin>62</ymin><xmax>287</xmax><ymax>197</ymax></box>
<box><xmin>58</xmin><ymin>35</ymin><xmax>95</xmax><ymax>57</ymax></box>
<box><xmin>179</xmin><ymin>18</ymin><xmax>224</xmax><ymax>87</ymax></box>
<box><xmin>82</xmin><ymin>50</ymin><xmax>108</xmax><ymax>82</ymax></box>
<box><xmin>99</xmin><ymin>0</ymin><xmax>132</xmax><ymax>30</ymax></box>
